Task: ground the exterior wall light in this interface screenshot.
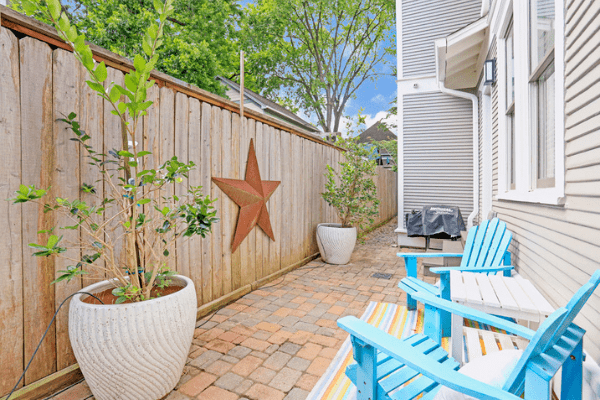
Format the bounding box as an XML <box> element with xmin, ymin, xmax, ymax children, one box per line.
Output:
<box><xmin>484</xmin><ymin>59</ymin><xmax>496</xmax><ymax>85</ymax></box>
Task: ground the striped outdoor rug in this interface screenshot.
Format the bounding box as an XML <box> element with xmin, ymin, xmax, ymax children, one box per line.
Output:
<box><xmin>306</xmin><ymin>301</ymin><xmax>508</xmax><ymax>400</ymax></box>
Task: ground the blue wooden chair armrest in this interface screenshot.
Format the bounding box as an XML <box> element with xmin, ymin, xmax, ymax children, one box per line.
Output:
<box><xmin>397</xmin><ymin>252</ymin><xmax>464</xmax><ymax>258</ymax></box>
<box><xmin>411</xmin><ymin>289</ymin><xmax>535</xmax><ymax>340</ymax></box>
<box><xmin>430</xmin><ymin>265</ymin><xmax>514</xmax><ymax>274</ymax></box>
<box><xmin>338</xmin><ymin>316</ymin><xmax>522</xmax><ymax>400</ymax></box>
<box><xmin>398</xmin><ymin>252</ymin><xmax>463</xmax><ymax>313</ymax></box>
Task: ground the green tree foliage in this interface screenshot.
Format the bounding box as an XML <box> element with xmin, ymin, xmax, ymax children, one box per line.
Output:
<box><xmin>243</xmin><ymin>0</ymin><xmax>395</xmax><ymax>132</ymax></box>
<box><xmin>9</xmin><ymin>0</ymin><xmax>242</xmax><ymax>95</ymax></box>
<box><xmin>322</xmin><ymin>115</ymin><xmax>380</xmax><ymax>229</ymax></box>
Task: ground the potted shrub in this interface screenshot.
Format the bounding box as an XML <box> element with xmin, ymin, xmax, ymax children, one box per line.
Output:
<box><xmin>319</xmin><ymin>129</ymin><xmax>380</xmax><ymax>264</ymax></box>
<box><xmin>11</xmin><ymin>1</ymin><xmax>218</xmax><ymax>398</ymax></box>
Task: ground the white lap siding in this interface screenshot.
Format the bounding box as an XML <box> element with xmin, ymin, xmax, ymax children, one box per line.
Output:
<box><xmin>403</xmin><ymin>92</ymin><xmax>474</xmax><ymax>221</ymax></box>
<box><xmin>489</xmin><ymin>0</ymin><xmax>600</xmax><ymax>361</ymax></box>
<box><xmin>402</xmin><ymin>0</ymin><xmax>481</xmax><ymax>77</ymax></box>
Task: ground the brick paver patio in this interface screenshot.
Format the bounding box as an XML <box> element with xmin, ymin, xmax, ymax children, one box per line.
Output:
<box><xmin>47</xmin><ymin>218</ymin><xmax>435</xmax><ymax>400</ymax></box>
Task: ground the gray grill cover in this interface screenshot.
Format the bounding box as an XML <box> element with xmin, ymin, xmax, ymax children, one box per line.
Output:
<box><xmin>406</xmin><ymin>205</ymin><xmax>465</xmax><ymax>239</ymax></box>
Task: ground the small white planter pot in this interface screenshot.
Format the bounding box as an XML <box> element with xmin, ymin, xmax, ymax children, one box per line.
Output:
<box><xmin>69</xmin><ymin>275</ymin><xmax>197</xmax><ymax>400</ymax></box>
<box><xmin>316</xmin><ymin>223</ymin><xmax>357</xmax><ymax>265</ymax></box>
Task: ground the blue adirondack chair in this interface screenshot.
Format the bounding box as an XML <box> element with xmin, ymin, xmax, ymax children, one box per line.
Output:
<box><xmin>398</xmin><ymin>218</ymin><xmax>513</xmax><ymax>336</ymax></box>
<box><xmin>338</xmin><ymin>270</ymin><xmax>600</xmax><ymax>400</ymax></box>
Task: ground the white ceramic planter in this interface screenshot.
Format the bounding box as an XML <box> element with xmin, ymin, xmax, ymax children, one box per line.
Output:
<box><xmin>316</xmin><ymin>223</ymin><xmax>357</xmax><ymax>265</ymax></box>
<box><xmin>69</xmin><ymin>275</ymin><xmax>197</xmax><ymax>400</ymax></box>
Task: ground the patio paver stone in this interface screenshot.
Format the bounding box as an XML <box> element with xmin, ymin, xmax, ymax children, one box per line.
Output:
<box><xmin>45</xmin><ymin>218</ymin><xmax>440</xmax><ymax>400</ymax></box>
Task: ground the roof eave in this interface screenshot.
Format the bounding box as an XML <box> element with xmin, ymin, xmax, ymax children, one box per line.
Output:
<box><xmin>435</xmin><ymin>16</ymin><xmax>490</xmax><ymax>90</ymax></box>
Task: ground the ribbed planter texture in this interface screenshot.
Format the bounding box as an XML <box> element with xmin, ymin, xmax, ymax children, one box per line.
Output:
<box><xmin>316</xmin><ymin>223</ymin><xmax>357</xmax><ymax>265</ymax></box>
<box><xmin>69</xmin><ymin>275</ymin><xmax>197</xmax><ymax>400</ymax></box>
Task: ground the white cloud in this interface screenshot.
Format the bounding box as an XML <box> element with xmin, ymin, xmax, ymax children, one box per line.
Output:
<box><xmin>370</xmin><ymin>94</ymin><xmax>386</xmax><ymax>104</ymax></box>
<box><xmin>363</xmin><ymin>111</ymin><xmax>398</xmax><ymax>134</ymax></box>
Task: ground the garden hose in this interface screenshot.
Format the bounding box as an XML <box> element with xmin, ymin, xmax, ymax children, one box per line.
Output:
<box><xmin>5</xmin><ymin>292</ymin><xmax>104</xmax><ymax>400</ymax></box>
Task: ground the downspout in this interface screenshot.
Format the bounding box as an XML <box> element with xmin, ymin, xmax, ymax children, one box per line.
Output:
<box><xmin>434</xmin><ymin>36</ymin><xmax>479</xmax><ymax>229</ymax></box>
<box><xmin>437</xmin><ymin>84</ymin><xmax>479</xmax><ymax>229</ymax></box>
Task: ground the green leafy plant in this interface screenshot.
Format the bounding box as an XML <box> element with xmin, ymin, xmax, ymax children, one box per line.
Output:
<box><xmin>321</xmin><ymin>115</ymin><xmax>380</xmax><ymax>229</ymax></box>
<box><xmin>11</xmin><ymin>0</ymin><xmax>218</xmax><ymax>302</ymax></box>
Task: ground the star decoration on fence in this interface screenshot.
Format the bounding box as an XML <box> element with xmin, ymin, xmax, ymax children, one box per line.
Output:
<box><xmin>212</xmin><ymin>139</ymin><xmax>280</xmax><ymax>252</ymax></box>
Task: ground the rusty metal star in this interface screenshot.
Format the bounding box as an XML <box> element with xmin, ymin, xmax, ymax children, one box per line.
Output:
<box><xmin>212</xmin><ymin>139</ymin><xmax>280</xmax><ymax>252</ymax></box>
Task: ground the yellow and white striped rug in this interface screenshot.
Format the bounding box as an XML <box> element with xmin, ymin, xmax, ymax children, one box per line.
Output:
<box><xmin>307</xmin><ymin>301</ymin><xmax>511</xmax><ymax>400</ymax></box>
<box><xmin>306</xmin><ymin>302</ymin><xmax>446</xmax><ymax>400</ymax></box>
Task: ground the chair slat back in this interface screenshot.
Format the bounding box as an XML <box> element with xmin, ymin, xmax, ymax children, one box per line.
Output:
<box><xmin>502</xmin><ymin>308</ymin><xmax>568</xmax><ymax>394</ymax></box>
<box><xmin>503</xmin><ymin>270</ymin><xmax>600</xmax><ymax>394</ymax></box>
<box><xmin>473</xmin><ymin>218</ymin><xmax>500</xmax><ymax>267</ymax></box>
<box><xmin>479</xmin><ymin>221</ymin><xmax>508</xmax><ymax>268</ymax></box>
<box><xmin>544</xmin><ymin>270</ymin><xmax>600</xmax><ymax>350</ymax></box>
<box><xmin>489</xmin><ymin>230</ymin><xmax>512</xmax><ymax>267</ymax></box>
<box><xmin>467</xmin><ymin>219</ymin><xmax>490</xmax><ymax>266</ymax></box>
<box><xmin>459</xmin><ymin>218</ymin><xmax>511</xmax><ymax>270</ymax></box>
<box><xmin>459</xmin><ymin>226</ymin><xmax>479</xmax><ymax>268</ymax></box>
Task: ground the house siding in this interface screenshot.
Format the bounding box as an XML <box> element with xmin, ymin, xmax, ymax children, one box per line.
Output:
<box><xmin>401</xmin><ymin>0</ymin><xmax>481</xmax><ymax>77</ymax></box>
<box><xmin>488</xmin><ymin>0</ymin><xmax>600</xmax><ymax>361</ymax></box>
<box><xmin>477</xmin><ymin>38</ymin><xmax>498</xmax><ymax>225</ymax></box>
<box><xmin>403</xmin><ymin>92</ymin><xmax>474</xmax><ymax>219</ymax></box>
<box><xmin>489</xmin><ymin>39</ymin><xmax>498</xmax><ymax>200</ymax></box>
<box><xmin>477</xmin><ymin>89</ymin><xmax>483</xmax><ymax>225</ymax></box>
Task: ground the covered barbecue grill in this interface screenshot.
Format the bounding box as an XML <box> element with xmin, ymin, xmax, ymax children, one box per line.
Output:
<box><xmin>405</xmin><ymin>205</ymin><xmax>465</xmax><ymax>249</ymax></box>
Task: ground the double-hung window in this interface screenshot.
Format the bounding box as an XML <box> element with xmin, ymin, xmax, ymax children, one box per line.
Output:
<box><xmin>505</xmin><ymin>19</ymin><xmax>515</xmax><ymax>190</ymax></box>
<box><xmin>497</xmin><ymin>0</ymin><xmax>564</xmax><ymax>204</ymax></box>
<box><xmin>529</xmin><ymin>0</ymin><xmax>555</xmax><ymax>189</ymax></box>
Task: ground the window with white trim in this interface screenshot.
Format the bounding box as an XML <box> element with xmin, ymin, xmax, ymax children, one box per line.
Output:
<box><xmin>496</xmin><ymin>0</ymin><xmax>564</xmax><ymax>205</ymax></box>
<box><xmin>529</xmin><ymin>0</ymin><xmax>555</xmax><ymax>189</ymax></box>
<box><xmin>505</xmin><ymin>19</ymin><xmax>515</xmax><ymax>191</ymax></box>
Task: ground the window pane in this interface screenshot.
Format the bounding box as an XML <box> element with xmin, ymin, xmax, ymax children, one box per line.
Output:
<box><xmin>537</xmin><ymin>62</ymin><xmax>555</xmax><ymax>184</ymax></box>
<box><xmin>508</xmin><ymin>113</ymin><xmax>516</xmax><ymax>190</ymax></box>
<box><xmin>506</xmin><ymin>21</ymin><xmax>514</xmax><ymax>107</ymax></box>
<box><xmin>530</xmin><ymin>0</ymin><xmax>555</xmax><ymax>72</ymax></box>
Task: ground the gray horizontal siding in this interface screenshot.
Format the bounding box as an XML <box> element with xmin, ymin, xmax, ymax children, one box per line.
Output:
<box><xmin>477</xmin><ymin>89</ymin><xmax>483</xmax><ymax>225</ymax></box>
<box><xmin>401</xmin><ymin>0</ymin><xmax>481</xmax><ymax>77</ymax></box>
<box><xmin>403</xmin><ymin>92</ymin><xmax>474</xmax><ymax>224</ymax></box>
<box><xmin>490</xmin><ymin>39</ymin><xmax>498</xmax><ymax>199</ymax></box>
<box><xmin>490</xmin><ymin>0</ymin><xmax>600</xmax><ymax>362</ymax></box>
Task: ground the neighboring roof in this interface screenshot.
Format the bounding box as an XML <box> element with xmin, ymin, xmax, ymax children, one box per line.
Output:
<box><xmin>216</xmin><ymin>76</ymin><xmax>321</xmax><ymax>134</ymax></box>
<box><xmin>357</xmin><ymin>121</ymin><xmax>397</xmax><ymax>144</ymax></box>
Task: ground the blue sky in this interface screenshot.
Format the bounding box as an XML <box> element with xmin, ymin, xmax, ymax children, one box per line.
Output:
<box><xmin>239</xmin><ymin>0</ymin><xmax>397</xmax><ymax>135</ymax></box>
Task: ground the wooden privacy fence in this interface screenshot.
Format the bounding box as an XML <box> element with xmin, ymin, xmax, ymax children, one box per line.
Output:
<box><xmin>0</xmin><ymin>8</ymin><xmax>397</xmax><ymax>398</ymax></box>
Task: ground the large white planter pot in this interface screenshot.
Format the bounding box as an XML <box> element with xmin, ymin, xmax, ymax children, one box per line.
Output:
<box><xmin>316</xmin><ymin>223</ymin><xmax>357</xmax><ymax>265</ymax></box>
<box><xmin>69</xmin><ymin>275</ymin><xmax>197</xmax><ymax>400</ymax></box>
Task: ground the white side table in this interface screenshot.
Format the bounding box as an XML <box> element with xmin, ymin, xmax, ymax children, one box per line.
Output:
<box><xmin>450</xmin><ymin>270</ymin><xmax>554</xmax><ymax>362</ymax></box>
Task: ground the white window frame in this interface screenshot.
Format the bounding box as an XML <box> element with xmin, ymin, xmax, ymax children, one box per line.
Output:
<box><xmin>496</xmin><ymin>0</ymin><xmax>565</xmax><ymax>205</ymax></box>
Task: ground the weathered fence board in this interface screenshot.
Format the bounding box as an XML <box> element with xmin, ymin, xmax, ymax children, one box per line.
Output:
<box><xmin>0</xmin><ymin>27</ymin><xmax>24</xmax><ymax>395</ymax></box>
<box><xmin>0</xmin><ymin>22</ymin><xmax>398</xmax><ymax>397</ymax></box>
<box><xmin>188</xmin><ymin>98</ymin><xmax>203</xmax><ymax>301</ymax></box>
<box><xmin>175</xmin><ymin>92</ymin><xmax>190</xmax><ymax>279</ymax></box>
<box><xmin>102</xmin><ymin>66</ymin><xmax>127</xmax><ymax>292</ymax></box>
<box><xmin>210</xmin><ymin>106</ymin><xmax>223</xmax><ymax>300</ymax></box>
<box><xmin>261</xmin><ymin>125</ymin><xmax>271</xmax><ymax>276</ymax></box>
<box><xmin>79</xmin><ymin>53</ymin><xmax>105</xmax><ymax>285</ymax></box>
<box><xmin>53</xmin><ymin>48</ymin><xmax>82</xmax><ymax>371</ymax></box>
<box><xmin>221</xmin><ymin>109</ymin><xmax>233</xmax><ymax>295</ymax></box>
<box><xmin>230</xmin><ymin>113</ymin><xmax>242</xmax><ymax>290</ymax></box>
<box><xmin>270</xmin><ymin>128</ymin><xmax>282</xmax><ymax>273</ymax></box>
<box><xmin>19</xmin><ymin>35</ymin><xmax>56</xmax><ymax>385</ymax></box>
<box><xmin>245</xmin><ymin>119</ymin><xmax>257</xmax><ymax>285</ymax></box>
